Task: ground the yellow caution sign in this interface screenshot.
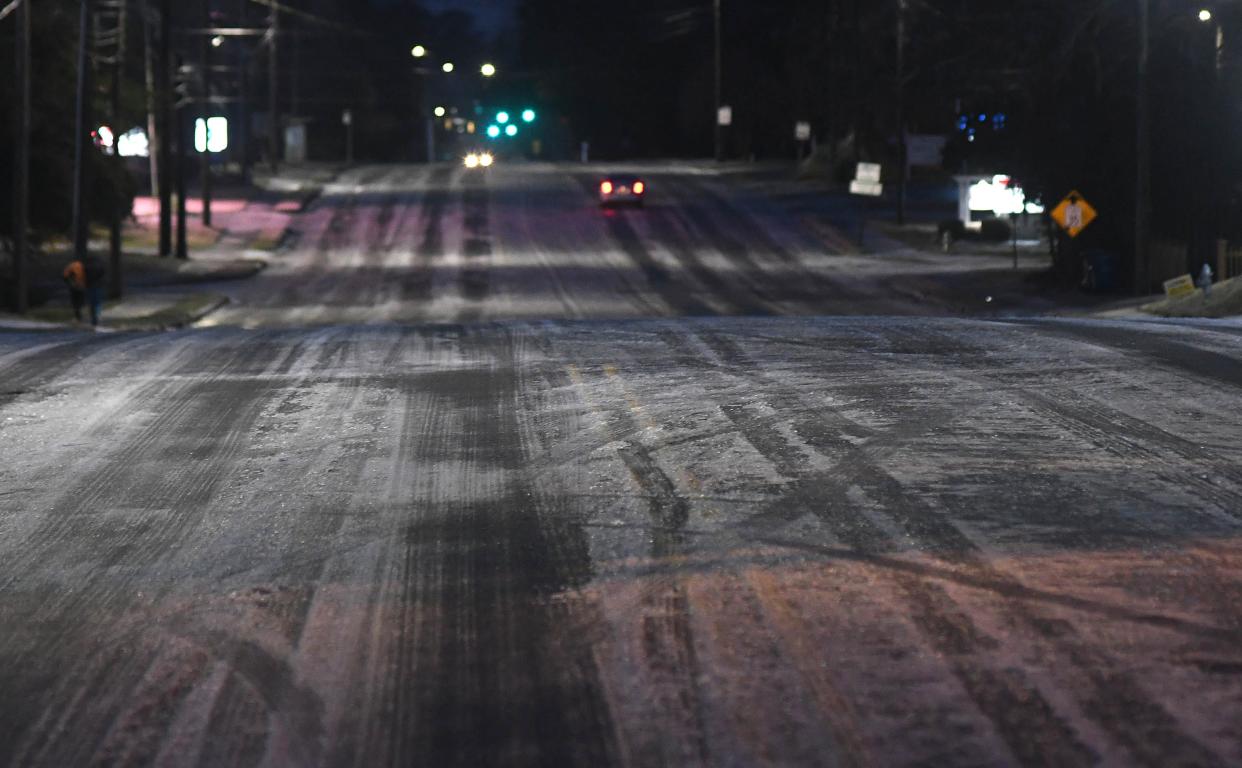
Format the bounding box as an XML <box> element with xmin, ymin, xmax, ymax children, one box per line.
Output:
<box><xmin>1051</xmin><ymin>190</ymin><xmax>1097</xmax><ymax>238</ymax></box>
<box><xmin>1162</xmin><ymin>274</ymin><xmax>1197</xmax><ymax>299</ymax></box>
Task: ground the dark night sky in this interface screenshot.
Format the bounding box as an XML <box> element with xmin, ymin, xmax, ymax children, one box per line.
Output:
<box><xmin>419</xmin><ymin>0</ymin><xmax>516</xmax><ymax>34</ymax></box>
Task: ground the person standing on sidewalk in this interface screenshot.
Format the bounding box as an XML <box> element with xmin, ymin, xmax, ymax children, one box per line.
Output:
<box><xmin>82</xmin><ymin>254</ymin><xmax>108</xmax><ymax>327</ymax></box>
<box><xmin>62</xmin><ymin>259</ymin><xmax>87</xmax><ymax>323</ymax></box>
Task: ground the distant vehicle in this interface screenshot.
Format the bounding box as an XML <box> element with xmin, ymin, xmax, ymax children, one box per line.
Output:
<box><xmin>599</xmin><ymin>174</ymin><xmax>646</xmax><ymax>208</ymax></box>
<box><xmin>464</xmin><ymin>151</ymin><xmax>494</xmax><ymax>169</ymax></box>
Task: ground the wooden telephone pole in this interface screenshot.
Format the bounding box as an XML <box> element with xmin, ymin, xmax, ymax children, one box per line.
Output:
<box><xmin>71</xmin><ymin>0</ymin><xmax>95</xmax><ymax>267</ymax></box>
<box><xmin>11</xmin><ymin>0</ymin><xmax>31</xmax><ymax>313</ymax></box>
<box><xmin>1135</xmin><ymin>0</ymin><xmax>1151</xmax><ymax>295</ymax></box>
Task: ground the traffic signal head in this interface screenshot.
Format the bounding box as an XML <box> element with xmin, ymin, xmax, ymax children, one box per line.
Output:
<box><xmin>487</xmin><ymin>125</ymin><xmax>501</xmax><ymax>139</ymax></box>
<box><xmin>522</xmin><ymin>109</ymin><xmax>536</xmax><ymax>123</ymax></box>
<box><xmin>497</xmin><ymin>111</ymin><xmax>510</xmax><ymax>124</ymax></box>
<box><xmin>505</xmin><ymin>124</ymin><xmax>518</xmax><ymax>137</ymax></box>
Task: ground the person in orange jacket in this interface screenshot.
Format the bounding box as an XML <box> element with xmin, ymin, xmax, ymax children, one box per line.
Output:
<box><xmin>62</xmin><ymin>259</ymin><xmax>87</xmax><ymax>324</ymax></box>
<box><xmin>62</xmin><ymin>256</ymin><xmax>107</xmax><ymax>326</ymax></box>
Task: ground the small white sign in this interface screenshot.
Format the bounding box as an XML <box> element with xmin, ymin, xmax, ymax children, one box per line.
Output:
<box><xmin>194</xmin><ymin>117</ymin><xmax>229</xmax><ymax>154</ymax></box>
<box><xmin>856</xmin><ymin>163</ymin><xmax>882</xmax><ymax>183</ymax></box>
<box><xmin>850</xmin><ymin>180</ymin><xmax>883</xmax><ymax>197</ymax></box>
<box><xmin>342</xmin><ymin>109</ymin><xmax>353</xmax><ymax>126</ymax></box>
<box><xmin>795</xmin><ymin>122</ymin><xmax>811</xmax><ymax>141</ymax></box>
<box><xmin>717</xmin><ymin>106</ymin><xmax>733</xmax><ymax>127</ymax></box>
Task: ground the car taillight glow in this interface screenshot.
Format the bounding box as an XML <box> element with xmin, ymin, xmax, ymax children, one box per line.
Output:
<box><xmin>601</xmin><ymin>181</ymin><xmax>614</xmax><ymax>195</ymax></box>
<box><xmin>633</xmin><ymin>181</ymin><xmax>645</xmax><ymax>195</ymax></box>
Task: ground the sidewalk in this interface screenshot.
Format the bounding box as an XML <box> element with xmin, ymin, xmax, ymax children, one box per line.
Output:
<box><xmin>4</xmin><ymin>165</ymin><xmax>336</xmax><ymax>332</ymax></box>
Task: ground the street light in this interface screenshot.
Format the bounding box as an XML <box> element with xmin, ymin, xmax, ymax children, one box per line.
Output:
<box><xmin>434</xmin><ymin>106</ymin><xmax>447</xmax><ymax>118</ymax></box>
<box><xmin>1199</xmin><ymin>9</ymin><xmax>1213</xmax><ymax>22</ymax></box>
<box><xmin>411</xmin><ymin>45</ymin><xmax>427</xmax><ymax>58</ymax></box>
<box><xmin>481</xmin><ymin>63</ymin><xmax>496</xmax><ymax>77</ymax></box>
<box><xmin>442</xmin><ymin>62</ymin><xmax>455</xmax><ymax>73</ymax></box>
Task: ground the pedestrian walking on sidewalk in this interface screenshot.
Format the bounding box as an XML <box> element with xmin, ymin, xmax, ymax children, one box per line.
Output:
<box><xmin>62</xmin><ymin>259</ymin><xmax>87</xmax><ymax>324</ymax></box>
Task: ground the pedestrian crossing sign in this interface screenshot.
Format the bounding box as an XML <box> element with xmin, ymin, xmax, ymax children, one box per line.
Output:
<box><xmin>1051</xmin><ymin>191</ymin><xmax>1097</xmax><ymax>238</ymax></box>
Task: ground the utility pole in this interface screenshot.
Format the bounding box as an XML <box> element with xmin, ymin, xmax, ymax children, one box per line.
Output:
<box><xmin>1208</xmin><ymin>15</ymin><xmax>1226</xmax><ymax>276</ymax></box>
<box><xmin>200</xmin><ymin>0</ymin><xmax>213</xmax><ymax>227</ymax></box>
<box><xmin>108</xmin><ymin>0</ymin><xmax>128</xmax><ymax>300</ymax></box>
<box><xmin>11</xmin><ymin>0</ymin><xmax>31</xmax><ymax>314</ymax></box>
<box><xmin>895</xmin><ymin>0</ymin><xmax>908</xmax><ymax>226</ymax></box>
<box><xmin>239</xmin><ymin>0</ymin><xmax>252</xmax><ymax>180</ymax></box>
<box><xmin>143</xmin><ymin>0</ymin><xmax>160</xmax><ymax>205</ymax></box>
<box><xmin>158</xmin><ymin>0</ymin><xmax>173</xmax><ymax>257</ymax></box>
<box><xmin>268</xmin><ymin>2</ymin><xmax>280</xmax><ymax>172</ymax></box>
<box><xmin>72</xmin><ymin>0</ymin><xmax>95</xmax><ymax>266</ymax></box>
<box><xmin>175</xmin><ymin>60</ymin><xmax>189</xmax><ymax>260</ymax></box>
<box><xmin>1134</xmin><ymin>0</ymin><xmax>1151</xmax><ymax>295</ymax></box>
<box><xmin>713</xmin><ymin>0</ymin><xmax>723</xmax><ymax>162</ymax></box>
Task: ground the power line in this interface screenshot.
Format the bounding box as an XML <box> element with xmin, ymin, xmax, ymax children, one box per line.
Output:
<box><xmin>245</xmin><ymin>0</ymin><xmax>364</xmax><ymax>35</ymax></box>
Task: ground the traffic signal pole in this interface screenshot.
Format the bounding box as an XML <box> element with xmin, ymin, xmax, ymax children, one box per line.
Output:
<box><xmin>12</xmin><ymin>0</ymin><xmax>31</xmax><ymax>313</ymax></box>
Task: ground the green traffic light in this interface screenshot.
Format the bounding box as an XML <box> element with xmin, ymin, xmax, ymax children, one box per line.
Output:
<box><xmin>522</xmin><ymin>109</ymin><xmax>536</xmax><ymax>123</ymax></box>
<box><xmin>496</xmin><ymin>111</ymin><xmax>510</xmax><ymax>125</ymax></box>
<box><xmin>486</xmin><ymin>125</ymin><xmax>501</xmax><ymax>139</ymax></box>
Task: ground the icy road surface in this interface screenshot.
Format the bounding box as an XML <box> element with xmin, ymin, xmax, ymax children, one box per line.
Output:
<box><xmin>2</xmin><ymin>316</ymin><xmax>1242</xmax><ymax>766</ymax></box>
<box><xmin>200</xmin><ymin>163</ymin><xmax>1036</xmax><ymax>328</ymax></box>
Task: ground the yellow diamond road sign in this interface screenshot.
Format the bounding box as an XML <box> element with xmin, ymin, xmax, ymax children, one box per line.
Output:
<box><xmin>1051</xmin><ymin>190</ymin><xmax>1097</xmax><ymax>238</ymax></box>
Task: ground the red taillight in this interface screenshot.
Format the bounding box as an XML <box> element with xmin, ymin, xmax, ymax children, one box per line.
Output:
<box><xmin>601</xmin><ymin>181</ymin><xmax>614</xmax><ymax>195</ymax></box>
<box><xmin>633</xmin><ymin>181</ymin><xmax>645</xmax><ymax>195</ymax></box>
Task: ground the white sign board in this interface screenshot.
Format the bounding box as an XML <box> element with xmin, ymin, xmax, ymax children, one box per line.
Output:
<box><xmin>850</xmin><ymin>180</ymin><xmax>883</xmax><ymax>197</ymax></box>
<box><xmin>717</xmin><ymin>106</ymin><xmax>733</xmax><ymax>127</ymax></box>
<box><xmin>795</xmin><ymin>122</ymin><xmax>811</xmax><ymax>141</ymax></box>
<box><xmin>856</xmin><ymin>163</ymin><xmax>882</xmax><ymax>183</ymax></box>
<box><xmin>194</xmin><ymin>117</ymin><xmax>229</xmax><ymax>154</ymax></box>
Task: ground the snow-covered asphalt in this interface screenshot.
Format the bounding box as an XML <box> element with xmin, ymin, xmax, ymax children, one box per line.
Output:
<box><xmin>201</xmin><ymin>162</ymin><xmax>960</xmax><ymax>328</ymax></box>
<box><xmin>2</xmin><ymin>163</ymin><xmax>1241</xmax><ymax>767</ymax></box>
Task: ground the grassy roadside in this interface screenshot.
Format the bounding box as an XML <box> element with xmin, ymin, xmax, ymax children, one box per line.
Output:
<box><xmin>28</xmin><ymin>293</ymin><xmax>229</xmax><ymax>331</ymax></box>
<box><xmin>1141</xmin><ymin>277</ymin><xmax>1242</xmax><ymax>318</ymax></box>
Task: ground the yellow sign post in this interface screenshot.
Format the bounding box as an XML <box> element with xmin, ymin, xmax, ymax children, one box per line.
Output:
<box><xmin>1051</xmin><ymin>191</ymin><xmax>1098</xmax><ymax>238</ymax></box>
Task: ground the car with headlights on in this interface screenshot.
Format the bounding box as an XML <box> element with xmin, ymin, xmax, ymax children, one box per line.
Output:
<box><xmin>464</xmin><ymin>151</ymin><xmax>494</xmax><ymax>169</ymax></box>
<box><xmin>599</xmin><ymin>175</ymin><xmax>646</xmax><ymax>208</ymax></box>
